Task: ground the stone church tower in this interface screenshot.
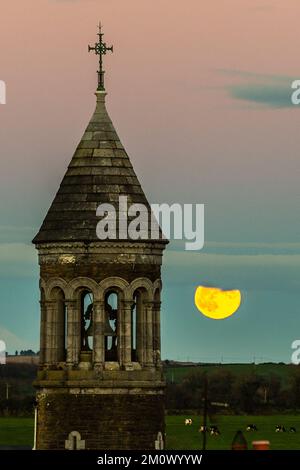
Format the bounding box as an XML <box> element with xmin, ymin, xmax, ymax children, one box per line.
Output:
<box><xmin>32</xmin><ymin>26</ymin><xmax>167</xmax><ymax>450</ymax></box>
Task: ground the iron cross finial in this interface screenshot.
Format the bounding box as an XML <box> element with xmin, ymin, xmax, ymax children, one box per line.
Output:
<box><xmin>88</xmin><ymin>23</ymin><xmax>113</xmax><ymax>91</ymax></box>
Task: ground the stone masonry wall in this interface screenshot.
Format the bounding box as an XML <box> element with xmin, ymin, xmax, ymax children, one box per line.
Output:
<box><xmin>40</xmin><ymin>262</ymin><xmax>161</xmax><ymax>283</ymax></box>
<box><xmin>37</xmin><ymin>391</ymin><xmax>165</xmax><ymax>450</ymax></box>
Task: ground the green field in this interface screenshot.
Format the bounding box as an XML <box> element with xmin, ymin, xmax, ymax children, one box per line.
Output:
<box><xmin>166</xmin><ymin>415</ymin><xmax>300</xmax><ymax>450</ymax></box>
<box><xmin>1</xmin><ymin>415</ymin><xmax>300</xmax><ymax>449</ymax></box>
<box><xmin>0</xmin><ymin>418</ymin><xmax>34</xmax><ymax>447</ymax></box>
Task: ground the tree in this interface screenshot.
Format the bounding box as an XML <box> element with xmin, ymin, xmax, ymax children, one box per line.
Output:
<box><xmin>289</xmin><ymin>366</ymin><xmax>300</xmax><ymax>408</ymax></box>
<box><xmin>208</xmin><ymin>369</ymin><xmax>234</xmax><ymax>404</ymax></box>
<box><xmin>232</xmin><ymin>373</ymin><xmax>263</xmax><ymax>413</ymax></box>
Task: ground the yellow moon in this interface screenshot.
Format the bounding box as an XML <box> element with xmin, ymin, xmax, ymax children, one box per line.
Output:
<box><xmin>195</xmin><ymin>286</ymin><xmax>241</xmax><ymax>320</ymax></box>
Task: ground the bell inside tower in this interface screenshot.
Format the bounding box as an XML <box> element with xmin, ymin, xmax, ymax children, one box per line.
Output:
<box><xmin>80</xmin><ymin>290</ymin><xmax>94</xmax><ymax>352</ymax></box>
<box><xmin>104</xmin><ymin>291</ymin><xmax>118</xmax><ymax>362</ymax></box>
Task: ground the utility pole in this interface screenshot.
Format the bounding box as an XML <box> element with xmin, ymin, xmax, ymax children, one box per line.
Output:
<box><xmin>264</xmin><ymin>387</ymin><xmax>268</xmax><ymax>404</ymax></box>
<box><xmin>5</xmin><ymin>382</ymin><xmax>10</xmax><ymax>400</ymax></box>
<box><xmin>202</xmin><ymin>373</ymin><xmax>208</xmax><ymax>451</ymax></box>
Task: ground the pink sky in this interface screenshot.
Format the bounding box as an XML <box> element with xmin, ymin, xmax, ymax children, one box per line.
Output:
<box><xmin>0</xmin><ymin>0</ymin><xmax>299</xmax><ymax>238</ymax></box>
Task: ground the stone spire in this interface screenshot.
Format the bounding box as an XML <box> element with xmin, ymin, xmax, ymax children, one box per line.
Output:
<box><xmin>33</xmin><ymin>27</ymin><xmax>155</xmax><ymax>245</ymax></box>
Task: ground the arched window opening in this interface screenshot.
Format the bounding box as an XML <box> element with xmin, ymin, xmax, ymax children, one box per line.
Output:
<box><xmin>51</xmin><ymin>287</ymin><xmax>66</xmax><ymax>362</ymax></box>
<box><xmin>131</xmin><ymin>294</ymin><xmax>137</xmax><ymax>362</ymax></box>
<box><xmin>80</xmin><ymin>290</ymin><xmax>94</xmax><ymax>351</ymax></box>
<box><xmin>39</xmin><ymin>288</ymin><xmax>46</xmax><ymax>366</ymax></box>
<box><xmin>104</xmin><ymin>291</ymin><xmax>118</xmax><ymax>361</ymax></box>
<box><xmin>133</xmin><ymin>288</ymin><xmax>147</xmax><ymax>364</ymax></box>
<box><xmin>153</xmin><ymin>288</ymin><xmax>161</xmax><ymax>364</ymax></box>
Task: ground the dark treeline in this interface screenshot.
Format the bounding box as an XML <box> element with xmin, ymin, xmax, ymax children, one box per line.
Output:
<box><xmin>14</xmin><ymin>350</ymin><xmax>37</xmax><ymax>356</ymax></box>
<box><xmin>0</xmin><ymin>397</ymin><xmax>35</xmax><ymax>416</ymax></box>
<box><xmin>2</xmin><ymin>363</ymin><xmax>300</xmax><ymax>416</ymax></box>
<box><xmin>165</xmin><ymin>368</ymin><xmax>300</xmax><ymax>414</ymax></box>
<box><xmin>0</xmin><ymin>364</ymin><xmax>37</xmax><ymax>416</ymax></box>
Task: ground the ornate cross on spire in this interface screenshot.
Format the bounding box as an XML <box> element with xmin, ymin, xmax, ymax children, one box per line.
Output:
<box><xmin>88</xmin><ymin>23</ymin><xmax>113</xmax><ymax>91</ymax></box>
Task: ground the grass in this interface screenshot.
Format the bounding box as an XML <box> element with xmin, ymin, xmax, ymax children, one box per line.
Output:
<box><xmin>0</xmin><ymin>418</ymin><xmax>34</xmax><ymax>447</ymax></box>
<box><xmin>166</xmin><ymin>415</ymin><xmax>300</xmax><ymax>450</ymax></box>
<box><xmin>1</xmin><ymin>415</ymin><xmax>300</xmax><ymax>449</ymax></box>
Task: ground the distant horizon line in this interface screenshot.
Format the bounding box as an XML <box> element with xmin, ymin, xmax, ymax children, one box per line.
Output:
<box><xmin>3</xmin><ymin>353</ymin><xmax>292</xmax><ymax>366</ymax></box>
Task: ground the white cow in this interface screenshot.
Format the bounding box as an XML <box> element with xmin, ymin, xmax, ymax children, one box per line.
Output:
<box><xmin>185</xmin><ymin>418</ymin><xmax>193</xmax><ymax>426</ymax></box>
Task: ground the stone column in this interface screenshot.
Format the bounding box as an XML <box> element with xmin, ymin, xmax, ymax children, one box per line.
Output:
<box><xmin>153</xmin><ymin>301</ymin><xmax>161</xmax><ymax>366</ymax></box>
<box><xmin>39</xmin><ymin>301</ymin><xmax>47</xmax><ymax>366</ymax></box>
<box><xmin>122</xmin><ymin>300</ymin><xmax>133</xmax><ymax>367</ymax></box>
<box><xmin>117</xmin><ymin>300</ymin><xmax>123</xmax><ymax>365</ymax></box>
<box><xmin>56</xmin><ymin>299</ymin><xmax>66</xmax><ymax>362</ymax></box>
<box><xmin>93</xmin><ymin>300</ymin><xmax>105</xmax><ymax>368</ymax></box>
<box><xmin>44</xmin><ymin>300</ymin><xmax>56</xmax><ymax>365</ymax></box>
<box><xmin>136</xmin><ymin>294</ymin><xmax>145</xmax><ymax>365</ymax></box>
<box><xmin>66</xmin><ymin>300</ymin><xmax>80</xmax><ymax>367</ymax></box>
<box><xmin>145</xmin><ymin>302</ymin><xmax>154</xmax><ymax>367</ymax></box>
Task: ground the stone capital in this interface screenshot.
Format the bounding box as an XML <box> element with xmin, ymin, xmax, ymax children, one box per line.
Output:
<box><xmin>65</xmin><ymin>299</ymin><xmax>77</xmax><ymax>307</ymax></box>
<box><xmin>44</xmin><ymin>300</ymin><xmax>57</xmax><ymax>306</ymax></box>
<box><xmin>122</xmin><ymin>300</ymin><xmax>135</xmax><ymax>309</ymax></box>
<box><xmin>144</xmin><ymin>301</ymin><xmax>155</xmax><ymax>309</ymax></box>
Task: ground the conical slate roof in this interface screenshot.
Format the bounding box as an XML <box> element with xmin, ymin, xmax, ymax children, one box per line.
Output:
<box><xmin>33</xmin><ymin>91</ymin><xmax>154</xmax><ymax>244</ymax></box>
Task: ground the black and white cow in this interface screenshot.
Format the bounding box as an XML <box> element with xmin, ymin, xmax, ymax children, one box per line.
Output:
<box><xmin>199</xmin><ymin>425</ymin><xmax>208</xmax><ymax>433</ymax></box>
<box><xmin>210</xmin><ymin>426</ymin><xmax>220</xmax><ymax>436</ymax></box>
<box><xmin>246</xmin><ymin>424</ymin><xmax>258</xmax><ymax>431</ymax></box>
<box><xmin>275</xmin><ymin>425</ymin><xmax>286</xmax><ymax>433</ymax></box>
